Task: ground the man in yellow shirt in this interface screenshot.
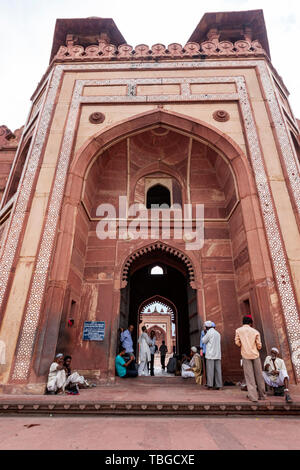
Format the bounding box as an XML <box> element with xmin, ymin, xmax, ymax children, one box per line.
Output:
<box><xmin>235</xmin><ymin>316</ymin><xmax>266</xmax><ymax>403</ymax></box>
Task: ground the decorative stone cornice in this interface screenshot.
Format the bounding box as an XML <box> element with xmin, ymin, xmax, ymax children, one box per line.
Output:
<box><xmin>54</xmin><ymin>39</ymin><xmax>266</xmax><ymax>62</ymax></box>
<box><xmin>0</xmin><ymin>399</ymin><xmax>299</xmax><ymax>416</ymax></box>
<box><xmin>0</xmin><ymin>126</ymin><xmax>24</xmax><ymax>150</ymax></box>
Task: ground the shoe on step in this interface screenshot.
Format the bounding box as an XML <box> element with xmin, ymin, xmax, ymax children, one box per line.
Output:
<box><xmin>285</xmin><ymin>394</ymin><xmax>293</xmax><ymax>403</ymax></box>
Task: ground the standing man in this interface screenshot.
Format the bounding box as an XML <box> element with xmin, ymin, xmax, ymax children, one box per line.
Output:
<box><xmin>148</xmin><ymin>330</ymin><xmax>156</xmax><ymax>376</ymax></box>
<box><xmin>202</xmin><ymin>321</ymin><xmax>223</xmax><ymax>390</ymax></box>
<box><xmin>137</xmin><ymin>325</ymin><xmax>152</xmax><ymax>376</ymax></box>
<box><xmin>235</xmin><ymin>315</ymin><xmax>266</xmax><ymax>403</ymax></box>
<box><xmin>200</xmin><ymin>325</ymin><xmax>207</xmax><ymax>359</ymax></box>
<box><xmin>159</xmin><ymin>340</ymin><xmax>168</xmax><ymax>371</ymax></box>
<box><xmin>120</xmin><ymin>324</ymin><xmax>135</xmax><ymax>370</ymax></box>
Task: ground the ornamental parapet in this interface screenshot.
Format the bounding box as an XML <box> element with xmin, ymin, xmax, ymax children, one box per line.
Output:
<box><xmin>54</xmin><ymin>39</ymin><xmax>266</xmax><ymax>62</ymax></box>
<box><xmin>0</xmin><ymin>126</ymin><xmax>23</xmax><ymax>150</ymax></box>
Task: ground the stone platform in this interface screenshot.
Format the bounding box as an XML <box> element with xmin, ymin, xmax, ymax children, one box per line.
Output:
<box><xmin>0</xmin><ymin>377</ymin><xmax>299</xmax><ymax>416</ymax></box>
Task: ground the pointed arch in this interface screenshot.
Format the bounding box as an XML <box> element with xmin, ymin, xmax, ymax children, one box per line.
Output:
<box><xmin>69</xmin><ymin>108</ymin><xmax>255</xmax><ymax>204</ymax></box>
<box><xmin>138</xmin><ymin>295</ymin><xmax>177</xmax><ymax>323</ymax></box>
<box><xmin>121</xmin><ymin>240</ymin><xmax>195</xmax><ymax>284</ymax></box>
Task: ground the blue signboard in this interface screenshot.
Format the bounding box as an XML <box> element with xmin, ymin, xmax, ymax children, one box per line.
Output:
<box><xmin>83</xmin><ymin>321</ymin><xmax>105</xmax><ymax>341</ymax></box>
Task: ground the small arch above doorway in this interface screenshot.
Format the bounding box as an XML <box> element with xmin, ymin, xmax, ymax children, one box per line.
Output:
<box><xmin>150</xmin><ymin>265</ymin><xmax>165</xmax><ymax>275</ymax></box>
<box><xmin>146</xmin><ymin>183</ymin><xmax>171</xmax><ymax>208</ymax></box>
<box><xmin>122</xmin><ymin>241</ymin><xmax>196</xmax><ymax>285</ymax></box>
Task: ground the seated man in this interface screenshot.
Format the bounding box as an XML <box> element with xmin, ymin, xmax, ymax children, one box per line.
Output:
<box><xmin>166</xmin><ymin>354</ymin><xmax>177</xmax><ymax>374</ymax></box>
<box><xmin>63</xmin><ymin>355</ymin><xmax>95</xmax><ymax>394</ymax></box>
<box><xmin>46</xmin><ymin>353</ymin><xmax>67</xmax><ymax>394</ymax></box>
<box><xmin>175</xmin><ymin>353</ymin><xmax>189</xmax><ymax>376</ymax></box>
<box><xmin>263</xmin><ymin>347</ymin><xmax>293</xmax><ymax>403</ymax></box>
<box><xmin>181</xmin><ymin>347</ymin><xmax>203</xmax><ymax>384</ymax></box>
<box><xmin>115</xmin><ymin>347</ymin><xmax>138</xmax><ymax>378</ymax></box>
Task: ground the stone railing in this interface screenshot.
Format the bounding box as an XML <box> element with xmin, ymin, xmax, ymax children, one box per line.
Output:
<box><xmin>54</xmin><ymin>39</ymin><xmax>266</xmax><ymax>62</ymax></box>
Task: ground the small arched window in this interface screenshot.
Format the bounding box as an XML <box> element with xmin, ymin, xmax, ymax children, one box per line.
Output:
<box><xmin>150</xmin><ymin>265</ymin><xmax>164</xmax><ymax>275</ymax></box>
<box><xmin>146</xmin><ymin>184</ymin><xmax>171</xmax><ymax>209</ymax></box>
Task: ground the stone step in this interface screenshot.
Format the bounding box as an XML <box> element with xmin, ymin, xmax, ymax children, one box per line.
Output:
<box><xmin>115</xmin><ymin>376</ymin><xmax>195</xmax><ymax>385</ymax></box>
<box><xmin>0</xmin><ymin>400</ymin><xmax>299</xmax><ymax>417</ymax></box>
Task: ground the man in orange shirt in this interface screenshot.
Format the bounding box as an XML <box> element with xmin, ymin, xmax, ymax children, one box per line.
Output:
<box><xmin>235</xmin><ymin>316</ymin><xmax>266</xmax><ymax>403</ymax></box>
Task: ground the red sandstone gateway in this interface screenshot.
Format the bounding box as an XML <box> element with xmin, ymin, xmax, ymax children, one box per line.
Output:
<box><xmin>0</xmin><ymin>10</ymin><xmax>300</xmax><ymax>393</ymax></box>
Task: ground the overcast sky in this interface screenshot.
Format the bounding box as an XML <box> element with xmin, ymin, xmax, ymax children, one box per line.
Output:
<box><xmin>0</xmin><ymin>0</ymin><xmax>299</xmax><ymax>130</ymax></box>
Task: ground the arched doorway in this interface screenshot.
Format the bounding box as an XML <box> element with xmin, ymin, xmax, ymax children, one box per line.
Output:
<box><xmin>119</xmin><ymin>243</ymin><xmax>198</xmax><ymax>366</ymax></box>
<box><xmin>139</xmin><ymin>296</ymin><xmax>176</xmax><ymax>345</ymax></box>
<box><xmin>139</xmin><ymin>296</ymin><xmax>177</xmax><ymax>371</ymax></box>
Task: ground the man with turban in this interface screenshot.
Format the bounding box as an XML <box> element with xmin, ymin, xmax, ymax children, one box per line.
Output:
<box><xmin>263</xmin><ymin>347</ymin><xmax>293</xmax><ymax>403</ymax></box>
<box><xmin>201</xmin><ymin>321</ymin><xmax>223</xmax><ymax>389</ymax></box>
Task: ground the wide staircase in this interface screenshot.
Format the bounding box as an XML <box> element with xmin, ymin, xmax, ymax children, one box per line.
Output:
<box><xmin>0</xmin><ymin>375</ymin><xmax>299</xmax><ymax>417</ymax></box>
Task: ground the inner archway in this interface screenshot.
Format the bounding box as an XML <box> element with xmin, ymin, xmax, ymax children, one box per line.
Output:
<box><xmin>119</xmin><ymin>245</ymin><xmax>198</xmax><ymax>369</ymax></box>
<box><xmin>139</xmin><ymin>296</ymin><xmax>177</xmax><ymax>371</ymax></box>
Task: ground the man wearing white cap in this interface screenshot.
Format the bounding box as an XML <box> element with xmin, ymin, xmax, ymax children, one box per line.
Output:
<box><xmin>181</xmin><ymin>347</ymin><xmax>203</xmax><ymax>384</ymax></box>
<box><xmin>263</xmin><ymin>347</ymin><xmax>293</xmax><ymax>403</ymax></box>
<box><xmin>46</xmin><ymin>353</ymin><xmax>67</xmax><ymax>394</ymax></box>
<box><xmin>201</xmin><ymin>321</ymin><xmax>222</xmax><ymax>389</ymax></box>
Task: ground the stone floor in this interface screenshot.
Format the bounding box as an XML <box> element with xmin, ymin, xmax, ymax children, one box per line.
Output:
<box><xmin>1</xmin><ymin>378</ymin><xmax>299</xmax><ymax>449</ymax></box>
<box><xmin>0</xmin><ymin>376</ymin><xmax>299</xmax><ymax>408</ymax></box>
<box><xmin>0</xmin><ymin>415</ymin><xmax>300</xmax><ymax>450</ymax></box>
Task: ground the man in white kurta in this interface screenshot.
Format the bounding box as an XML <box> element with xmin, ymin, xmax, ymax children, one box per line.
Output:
<box><xmin>263</xmin><ymin>347</ymin><xmax>293</xmax><ymax>403</ymax></box>
<box><xmin>202</xmin><ymin>321</ymin><xmax>223</xmax><ymax>389</ymax></box>
<box><xmin>46</xmin><ymin>353</ymin><xmax>67</xmax><ymax>393</ymax></box>
<box><xmin>138</xmin><ymin>326</ymin><xmax>152</xmax><ymax>376</ymax></box>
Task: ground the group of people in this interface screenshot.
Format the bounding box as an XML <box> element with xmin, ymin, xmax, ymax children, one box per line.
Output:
<box><xmin>235</xmin><ymin>315</ymin><xmax>293</xmax><ymax>403</ymax></box>
<box><xmin>117</xmin><ymin>325</ymin><xmax>169</xmax><ymax>378</ymax></box>
<box><xmin>179</xmin><ymin>320</ymin><xmax>222</xmax><ymax>389</ymax></box>
<box><xmin>46</xmin><ymin>354</ymin><xmax>95</xmax><ymax>395</ymax></box>
<box><xmin>45</xmin><ymin>315</ymin><xmax>293</xmax><ymax>403</ymax></box>
<box><xmin>116</xmin><ymin>316</ymin><xmax>293</xmax><ymax>403</ymax></box>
